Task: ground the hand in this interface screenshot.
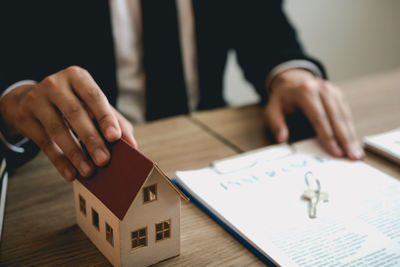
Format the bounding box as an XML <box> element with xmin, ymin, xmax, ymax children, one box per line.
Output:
<box><xmin>0</xmin><ymin>66</ymin><xmax>137</xmax><ymax>181</ymax></box>
<box><xmin>264</xmin><ymin>68</ymin><xmax>364</xmax><ymax>160</ymax></box>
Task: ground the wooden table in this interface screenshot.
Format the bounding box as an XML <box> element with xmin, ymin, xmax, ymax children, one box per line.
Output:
<box><xmin>1</xmin><ymin>69</ymin><xmax>400</xmax><ymax>266</ymax></box>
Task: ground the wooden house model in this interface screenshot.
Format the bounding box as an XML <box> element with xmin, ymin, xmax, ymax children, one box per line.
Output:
<box><xmin>73</xmin><ymin>139</ymin><xmax>187</xmax><ymax>266</ymax></box>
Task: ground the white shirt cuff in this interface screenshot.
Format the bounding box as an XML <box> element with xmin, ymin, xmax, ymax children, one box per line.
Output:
<box><xmin>0</xmin><ymin>80</ymin><xmax>36</xmax><ymax>152</ymax></box>
<box><xmin>0</xmin><ymin>132</ymin><xmax>26</xmax><ymax>153</ymax></box>
<box><xmin>265</xmin><ymin>60</ymin><xmax>323</xmax><ymax>90</ymax></box>
<box><xmin>1</xmin><ymin>80</ymin><xmax>37</xmax><ymax>100</ymax></box>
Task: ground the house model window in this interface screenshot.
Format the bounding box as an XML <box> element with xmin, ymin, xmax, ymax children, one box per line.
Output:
<box><xmin>106</xmin><ymin>223</ymin><xmax>114</xmax><ymax>246</ymax></box>
<box><xmin>155</xmin><ymin>219</ymin><xmax>171</xmax><ymax>241</ymax></box>
<box><xmin>92</xmin><ymin>208</ymin><xmax>99</xmax><ymax>230</ymax></box>
<box><xmin>131</xmin><ymin>227</ymin><xmax>147</xmax><ymax>250</ymax></box>
<box><xmin>143</xmin><ymin>184</ymin><xmax>157</xmax><ymax>203</ymax></box>
<box><xmin>79</xmin><ymin>194</ymin><xmax>86</xmax><ymax>215</ymax></box>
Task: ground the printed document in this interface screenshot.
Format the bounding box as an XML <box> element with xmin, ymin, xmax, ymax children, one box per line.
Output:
<box><xmin>175</xmin><ymin>139</ymin><xmax>400</xmax><ymax>266</ymax></box>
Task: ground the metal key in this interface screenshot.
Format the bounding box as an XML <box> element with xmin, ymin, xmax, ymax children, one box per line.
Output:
<box><xmin>302</xmin><ymin>189</ymin><xmax>329</xmax><ymax>218</ymax></box>
<box><xmin>302</xmin><ymin>189</ymin><xmax>318</xmax><ymax>218</ymax></box>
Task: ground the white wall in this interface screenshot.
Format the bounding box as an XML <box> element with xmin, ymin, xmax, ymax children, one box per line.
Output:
<box><xmin>223</xmin><ymin>0</ymin><xmax>400</xmax><ymax>106</ymax></box>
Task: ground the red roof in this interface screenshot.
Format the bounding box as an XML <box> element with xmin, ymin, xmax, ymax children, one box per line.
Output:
<box><xmin>76</xmin><ymin>139</ymin><xmax>183</xmax><ymax>220</ymax></box>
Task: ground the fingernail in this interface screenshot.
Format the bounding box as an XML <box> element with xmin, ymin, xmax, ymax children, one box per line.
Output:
<box><xmin>133</xmin><ymin>139</ymin><xmax>138</xmax><ymax>149</ymax></box>
<box><xmin>331</xmin><ymin>142</ymin><xmax>344</xmax><ymax>157</ymax></box>
<box><xmin>351</xmin><ymin>146</ymin><xmax>364</xmax><ymax>160</ymax></box>
<box><xmin>94</xmin><ymin>148</ymin><xmax>109</xmax><ymax>165</ymax></box>
<box><xmin>80</xmin><ymin>161</ymin><xmax>92</xmax><ymax>177</ymax></box>
<box><xmin>277</xmin><ymin>128</ymin><xmax>288</xmax><ymax>143</ymax></box>
<box><xmin>64</xmin><ymin>167</ymin><xmax>75</xmax><ymax>181</ymax></box>
<box><xmin>106</xmin><ymin>126</ymin><xmax>120</xmax><ymax>140</ymax></box>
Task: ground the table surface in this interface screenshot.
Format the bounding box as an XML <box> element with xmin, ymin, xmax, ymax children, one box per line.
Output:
<box><xmin>1</xmin><ymin>69</ymin><xmax>400</xmax><ymax>266</ymax></box>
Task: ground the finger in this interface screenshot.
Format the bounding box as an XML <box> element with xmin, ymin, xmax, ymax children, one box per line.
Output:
<box><xmin>319</xmin><ymin>87</ymin><xmax>351</xmax><ymax>156</ymax></box>
<box><xmin>43</xmin><ymin>79</ymin><xmax>111</xmax><ymax>168</ymax></box>
<box><xmin>320</xmin><ymin>86</ymin><xmax>363</xmax><ymax>160</ymax></box>
<box><xmin>31</xmin><ymin>99</ymin><xmax>95</xmax><ymax>177</ymax></box>
<box><xmin>264</xmin><ymin>98</ymin><xmax>289</xmax><ymax>143</ymax></box>
<box><xmin>298</xmin><ymin>92</ymin><xmax>343</xmax><ymax>157</ymax></box>
<box><xmin>339</xmin><ymin>98</ymin><xmax>365</xmax><ymax>159</ymax></box>
<box><xmin>65</xmin><ymin>66</ymin><xmax>121</xmax><ymax>142</ymax></box>
<box><xmin>113</xmin><ymin>108</ymin><xmax>138</xmax><ymax>148</ymax></box>
<box><xmin>18</xmin><ymin>118</ymin><xmax>76</xmax><ymax>181</ymax></box>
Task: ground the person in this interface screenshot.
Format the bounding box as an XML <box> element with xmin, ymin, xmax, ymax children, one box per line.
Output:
<box><xmin>0</xmin><ymin>0</ymin><xmax>364</xmax><ymax>181</ymax></box>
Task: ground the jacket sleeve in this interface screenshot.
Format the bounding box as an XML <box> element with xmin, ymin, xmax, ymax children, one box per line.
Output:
<box><xmin>0</xmin><ymin>3</ymin><xmax>50</xmax><ymax>169</ymax></box>
<box><xmin>0</xmin><ymin>1</ymin><xmax>118</xmax><ymax>101</ymax></box>
<box><xmin>0</xmin><ymin>1</ymin><xmax>117</xmax><ymax>170</ymax></box>
<box><xmin>232</xmin><ymin>0</ymin><xmax>327</xmax><ymax>105</ymax></box>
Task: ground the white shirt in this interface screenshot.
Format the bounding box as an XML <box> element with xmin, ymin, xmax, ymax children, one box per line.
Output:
<box><xmin>110</xmin><ymin>0</ymin><xmax>201</xmax><ymax>123</ymax></box>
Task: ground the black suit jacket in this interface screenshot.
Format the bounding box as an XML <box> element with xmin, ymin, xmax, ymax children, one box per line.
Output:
<box><xmin>0</xmin><ymin>0</ymin><xmax>325</xmax><ymax>167</ymax></box>
<box><xmin>1</xmin><ymin>0</ymin><xmax>325</xmax><ymax>116</ymax></box>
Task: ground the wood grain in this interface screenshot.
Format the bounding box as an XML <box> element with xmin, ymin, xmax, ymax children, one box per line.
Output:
<box><xmin>133</xmin><ymin>116</ymin><xmax>237</xmax><ymax>177</ymax></box>
<box><xmin>191</xmin><ymin>105</ymin><xmax>270</xmax><ymax>152</ymax></box>
<box><xmin>339</xmin><ymin>68</ymin><xmax>400</xmax><ymax>137</ymax></box>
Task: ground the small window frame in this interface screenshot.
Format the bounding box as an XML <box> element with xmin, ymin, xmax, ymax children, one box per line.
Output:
<box><xmin>79</xmin><ymin>194</ymin><xmax>86</xmax><ymax>216</ymax></box>
<box><xmin>143</xmin><ymin>184</ymin><xmax>157</xmax><ymax>204</ymax></box>
<box><xmin>131</xmin><ymin>227</ymin><xmax>148</xmax><ymax>250</ymax></box>
<box><xmin>92</xmin><ymin>208</ymin><xmax>99</xmax><ymax>231</ymax></box>
<box><xmin>155</xmin><ymin>219</ymin><xmax>171</xmax><ymax>242</ymax></box>
<box><xmin>105</xmin><ymin>223</ymin><xmax>114</xmax><ymax>247</ymax></box>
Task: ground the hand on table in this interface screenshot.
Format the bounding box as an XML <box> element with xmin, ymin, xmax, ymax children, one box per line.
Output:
<box><xmin>264</xmin><ymin>68</ymin><xmax>364</xmax><ymax>160</ymax></box>
<box><xmin>0</xmin><ymin>66</ymin><xmax>137</xmax><ymax>181</ymax></box>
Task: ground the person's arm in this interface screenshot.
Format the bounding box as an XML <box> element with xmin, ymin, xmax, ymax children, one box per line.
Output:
<box><xmin>265</xmin><ymin>60</ymin><xmax>323</xmax><ymax>89</ymax></box>
<box><xmin>266</xmin><ymin>68</ymin><xmax>363</xmax><ymax>160</ymax></box>
<box><xmin>0</xmin><ymin>2</ymin><xmax>138</xmax><ymax>179</ymax></box>
<box><xmin>0</xmin><ymin>67</ymin><xmax>137</xmax><ymax>181</ymax></box>
<box><xmin>0</xmin><ymin>81</ymin><xmax>41</xmax><ymax>170</ymax></box>
<box><xmin>233</xmin><ymin>0</ymin><xmax>363</xmax><ymax>159</ymax></box>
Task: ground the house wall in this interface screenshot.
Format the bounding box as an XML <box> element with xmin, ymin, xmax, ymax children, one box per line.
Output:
<box><xmin>120</xmin><ymin>169</ymin><xmax>181</xmax><ymax>267</ymax></box>
<box><xmin>73</xmin><ymin>181</ymin><xmax>121</xmax><ymax>266</ymax></box>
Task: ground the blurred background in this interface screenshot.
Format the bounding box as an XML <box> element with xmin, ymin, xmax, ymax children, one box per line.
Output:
<box><xmin>224</xmin><ymin>0</ymin><xmax>400</xmax><ymax>106</ymax></box>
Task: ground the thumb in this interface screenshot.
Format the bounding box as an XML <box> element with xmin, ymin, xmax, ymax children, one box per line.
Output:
<box><xmin>265</xmin><ymin>101</ymin><xmax>289</xmax><ymax>143</ymax></box>
<box><xmin>112</xmin><ymin>108</ymin><xmax>138</xmax><ymax>149</ymax></box>
<box><xmin>122</xmin><ymin>129</ymin><xmax>138</xmax><ymax>149</ymax></box>
<box><xmin>119</xmin><ymin>120</ymin><xmax>138</xmax><ymax>149</ymax></box>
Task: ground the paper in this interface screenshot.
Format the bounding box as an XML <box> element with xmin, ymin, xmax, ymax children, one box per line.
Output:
<box><xmin>175</xmin><ymin>139</ymin><xmax>400</xmax><ymax>266</ymax></box>
<box><xmin>364</xmin><ymin>128</ymin><xmax>400</xmax><ymax>165</ymax></box>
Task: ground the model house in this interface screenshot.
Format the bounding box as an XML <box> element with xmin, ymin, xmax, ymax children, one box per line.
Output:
<box><xmin>73</xmin><ymin>139</ymin><xmax>188</xmax><ymax>266</ymax></box>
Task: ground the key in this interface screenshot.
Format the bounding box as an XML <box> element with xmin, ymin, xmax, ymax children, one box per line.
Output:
<box><xmin>302</xmin><ymin>190</ymin><xmax>318</xmax><ymax>218</ymax></box>
<box><xmin>302</xmin><ymin>189</ymin><xmax>329</xmax><ymax>218</ymax></box>
<box><xmin>302</xmin><ymin>189</ymin><xmax>329</xmax><ymax>202</ymax></box>
<box><xmin>309</xmin><ymin>194</ymin><xmax>318</xmax><ymax>218</ymax></box>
